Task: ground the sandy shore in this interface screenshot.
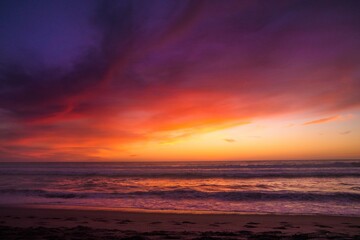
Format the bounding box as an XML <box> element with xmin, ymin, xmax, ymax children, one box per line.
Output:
<box><xmin>0</xmin><ymin>205</ymin><xmax>359</xmax><ymax>239</ymax></box>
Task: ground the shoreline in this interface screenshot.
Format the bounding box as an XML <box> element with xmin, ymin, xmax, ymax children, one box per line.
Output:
<box><xmin>1</xmin><ymin>205</ymin><xmax>359</xmax><ymax>239</ymax></box>
<box><xmin>2</xmin><ymin>203</ymin><xmax>360</xmax><ymax>218</ymax></box>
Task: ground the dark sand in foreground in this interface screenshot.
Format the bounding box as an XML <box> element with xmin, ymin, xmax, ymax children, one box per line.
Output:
<box><xmin>0</xmin><ymin>205</ymin><xmax>359</xmax><ymax>239</ymax></box>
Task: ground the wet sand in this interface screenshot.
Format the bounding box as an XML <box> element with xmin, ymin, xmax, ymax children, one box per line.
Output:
<box><xmin>0</xmin><ymin>205</ymin><xmax>359</xmax><ymax>239</ymax></box>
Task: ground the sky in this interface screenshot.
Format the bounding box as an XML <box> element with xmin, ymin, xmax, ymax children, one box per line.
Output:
<box><xmin>0</xmin><ymin>0</ymin><xmax>359</xmax><ymax>161</ymax></box>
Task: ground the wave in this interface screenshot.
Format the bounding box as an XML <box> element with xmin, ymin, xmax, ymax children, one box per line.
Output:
<box><xmin>1</xmin><ymin>161</ymin><xmax>360</xmax><ymax>171</ymax></box>
<box><xmin>1</xmin><ymin>161</ymin><xmax>359</xmax><ymax>179</ymax></box>
<box><xmin>1</xmin><ymin>188</ymin><xmax>360</xmax><ymax>202</ymax></box>
<box><xmin>0</xmin><ymin>170</ymin><xmax>359</xmax><ymax>179</ymax></box>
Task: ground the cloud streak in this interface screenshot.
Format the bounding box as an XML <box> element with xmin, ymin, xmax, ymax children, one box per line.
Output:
<box><xmin>303</xmin><ymin>116</ymin><xmax>340</xmax><ymax>126</ymax></box>
<box><xmin>340</xmin><ymin>130</ymin><xmax>351</xmax><ymax>135</ymax></box>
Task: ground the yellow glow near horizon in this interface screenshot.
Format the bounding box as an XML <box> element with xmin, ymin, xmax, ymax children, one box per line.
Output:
<box><xmin>100</xmin><ymin>111</ymin><xmax>360</xmax><ymax>161</ymax></box>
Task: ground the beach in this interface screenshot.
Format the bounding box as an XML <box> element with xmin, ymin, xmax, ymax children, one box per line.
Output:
<box><xmin>0</xmin><ymin>206</ymin><xmax>359</xmax><ymax>239</ymax></box>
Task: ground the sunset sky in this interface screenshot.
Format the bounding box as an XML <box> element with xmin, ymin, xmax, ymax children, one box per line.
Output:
<box><xmin>0</xmin><ymin>0</ymin><xmax>359</xmax><ymax>161</ymax></box>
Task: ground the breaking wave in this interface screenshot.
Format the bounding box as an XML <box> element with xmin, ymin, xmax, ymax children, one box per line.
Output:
<box><xmin>1</xmin><ymin>188</ymin><xmax>360</xmax><ymax>202</ymax></box>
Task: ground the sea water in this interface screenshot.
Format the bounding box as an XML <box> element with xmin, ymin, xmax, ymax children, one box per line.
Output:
<box><xmin>0</xmin><ymin>160</ymin><xmax>359</xmax><ymax>216</ymax></box>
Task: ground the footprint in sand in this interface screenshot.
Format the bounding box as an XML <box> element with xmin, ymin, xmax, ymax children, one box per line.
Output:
<box><xmin>262</xmin><ymin>230</ymin><xmax>283</xmax><ymax>235</ymax></box>
<box><xmin>150</xmin><ymin>221</ymin><xmax>162</xmax><ymax>224</ymax></box>
<box><xmin>214</xmin><ymin>222</ymin><xmax>230</xmax><ymax>225</ymax></box>
<box><xmin>244</xmin><ymin>222</ymin><xmax>259</xmax><ymax>228</ymax></box>
<box><xmin>244</xmin><ymin>225</ymin><xmax>257</xmax><ymax>229</ymax></box>
<box><xmin>238</xmin><ymin>230</ymin><xmax>253</xmax><ymax>235</ymax></box>
<box><xmin>349</xmin><ymin>225</ymin><xmax>360</xmax><ymax>228</ymax></box>
<box><xmin>317</xmin><ymin>229</ymin><xmax>331</xmax><ymax>235</ymax></box>
<box><xmin>182</xmin><ymin>221</ymin><xmax>195</xmax><ymax>224</ymax></box>
<box><xmin>314</xmin><ymin>224</ymin><xmax>333</xmax><ymax>229</ymax></box>
<box><xmin>273</xmin><ymin>226</ymin><xmax>287</xmax><ymax>230</ymax></box>
<box><xmin>279</xmin><ymin>222</ymin><xmax>297</xmax><ymax>229</ymax></box>
<box><xmin>117</xmin><ymin>219</ymin><xmax>132</xmax><ymax>224</ymax></box>
<box><xmin>93</xmin><ymin>218</ymin><xmax>108</xmax><ymax>223</ymax></box>
<box><xmin>209</xmin><ymin>223</ymin><xmax>220</xmax><ymax>227</ymax></box>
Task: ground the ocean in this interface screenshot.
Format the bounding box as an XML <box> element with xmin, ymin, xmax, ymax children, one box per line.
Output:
<box><xmin>0</xmin><ymin>160</ymin><xmax>359</xmax><ymax>216</ymax></box>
